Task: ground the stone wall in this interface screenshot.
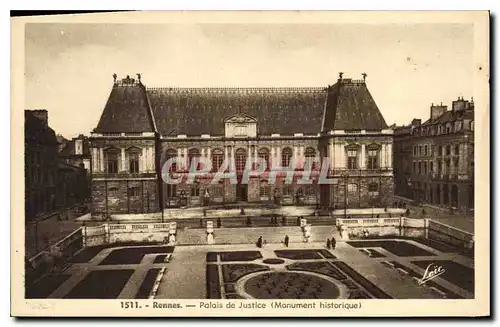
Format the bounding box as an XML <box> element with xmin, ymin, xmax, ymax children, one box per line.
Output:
<box><xmin>331</xmin><ymin>175</ymin><xmax>394</xmax><ymax>209</ymax></box>
<box><xmin>91</xmin><ymin>179</ymin><xmax>159</xmax><ymax>219</ymax></box>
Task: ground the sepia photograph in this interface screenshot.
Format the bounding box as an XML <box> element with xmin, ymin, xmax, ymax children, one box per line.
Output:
<box><xmin>11</xmin><ymin>11</ymin><xmax>490</xmax><ymax>317</ymax></box>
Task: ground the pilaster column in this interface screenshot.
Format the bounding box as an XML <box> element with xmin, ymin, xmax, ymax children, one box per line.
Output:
<box><xmin>387</xmin><ymin>143</ymin><xmax>393</xmax><ymax>169</ymax></box>
<box><xmin>271</xmin><ymin>146</ymin><xmax>276</xmax><ymax>169</ymax></box>
<box><xmin>141</xmin><ymin>147</ymin><xmax>146</xmax><ymax>172</ymax></box>
<box><xmin>360</xmin><ymin>144</ymin><xmax>366</xmax><ymax>169</ymax></box>
<box><xmin>253</xmin><ymin>145</ymin><xmax>258</xmax><ymax>169</ymax></box>
<box><xmin>276</xmin><ymin>147</ymin><xmax>281</xmax><ymax>168</ymax></box>
<box><xmin>121</xmin><ymin>148</ymin><xmax>126</xmax><ymax>172</ymax></box>
<box><xmin>293</xmin><ymin>146</ymin><xmax>299</xmax><ymax>170</ymax></box>
<box><xmin>380</xmin><ymin>144</ymin><xmax>386</xmax><ymax>168</ymax></box>
<box><xmin>177</xmin><ymin>148</ymin><xmax>182</xmax><ymax>171</ymax></box>
<box><xmin>92</xmin><ymin>148</ymin><xmax>98</xmax><ymax>172</ymax></box>
<box><xmin>183</xmin><ymin>148</ymin><xmax>188</xmax><ymax>171</ymax></box>
<box><xmin>230</xmin><ymin>146</ymin><xmax>235</xmax><ymax>170</ymax></box>
<box><xmin>99</xmin><ymin>148</ymin><xmax>104</xmax><ymax>172</ymax></box>
<box><xmin>224</xmin><ymin>146</ymin><xmax>229</xmax><ymax>168</ymax></box>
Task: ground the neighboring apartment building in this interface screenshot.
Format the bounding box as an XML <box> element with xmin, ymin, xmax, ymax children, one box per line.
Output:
<box><xmin>89</xmin><ymin>73</ymin><xmax>394</xmax><ymax>219</ymax></box>
<box><xmin>25</xmin><ymin>110</ymin><xmax>90</xmax><ymax>221</ymax></box>
<box><xmin>393</xmin><ymin>98</ymin><xmax>474</xmax><ymax>212</ymax></box>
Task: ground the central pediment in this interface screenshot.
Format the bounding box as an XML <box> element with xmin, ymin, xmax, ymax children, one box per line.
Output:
<box><xmin>224</xmin><ymin>114</ymin><xmax>257</xmax><ymax>124</ymax></box>
<box><xmin>224</xmin><ymin>114</ymin><xmax>257</xmax><ymax>138</ymax></box>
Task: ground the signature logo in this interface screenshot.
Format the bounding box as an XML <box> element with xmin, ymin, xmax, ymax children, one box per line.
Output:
<box><xmin>418</xmin><ymin>263</ymin><xmax>445</xmax><ymax>285</ymax></box>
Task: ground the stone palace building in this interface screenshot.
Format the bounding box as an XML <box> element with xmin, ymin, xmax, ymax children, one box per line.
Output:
<box><xmin>89</xmin><ymin>73</ymin><xmax>394</xmax><ymax>218</ymax></box>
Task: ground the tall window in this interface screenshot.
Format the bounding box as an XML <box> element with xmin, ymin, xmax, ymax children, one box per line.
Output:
<box><xmin>347</xmin><ymin>149</ymin><xmax>358</xmax><ymax>169</ymax></box>
<box><xmin>260</xmin><ymin>181</ymin><xmax>270</xmax><ymax>198</ymax></box>
<box><xmin>128</xmin><ymin>151</ymin><xmax>140</xmax><ymax>174</ymax></box>
<box><xmin>211</xmin><ymin>149</ymin><xmax>224</xmax><ymax>172</ymax></box>
<box><xmin>258</xmin><ymin>148</ymin><xmax>270</xmax><ymax>171</ymax></box>
<box><xmin>282</xmin><ymin>185</ymin><xmax>293</xmax><ymax>196</ymax></box>
<box><xmin>129</xmin><ymin>187</ymin><xmax>140</xmax><ymax>197</ymax></box>
<box><xmin>430</xmin><ymin>161</ymin><xmax>434</xmax><ymax>174</ymax></box>
<box><xmin>446</xmin><ymin>145</ymin><xmax>451</xmax><ymax>156</ymax></box>
<box><xmin>453</xmin><ymin>158</ymin><xmax>459</xmax><ymax>175</ymax></box>
<box><xmin>454</xmin><ymin>144</ymin><xmax>460</xmax><ymax>155</ymax></box>
<box><xmin>166</xmin><ymin>184</ymin><xmax>177</xmax><ymax>198</ymax></box>
<box><xmin>305</xmin><ymin>147</ymin><xmax>316</xmax><ymax>170</ymax></box>
<box><xmin>424</xmin><ymin>145</ymin><xmax>428</xmax><ymax>156</ymax></box>
<box><xmin>191</xmin><ymin>183</ymin><xmax>200</xmax><ymax>197</ymax></box>
<box><xmin>424</xmin><ymin>161</ymin><xmax>428</xmax><ymax>175</ymax></box>
<box><xmin>413</xmin><ymin>146</ymin><xmax>417</xmax><ymax>156</ymax></box>
<box><xmin>166</xmin><ymin>149</ymin><xmax>177</xmax><ymax>172</ymax></box>
<box><xmin>413</xmin><ymin>161</ymin><xmax>416</xmax><ymax>173</ymax></box>
<box><xmin>438</xmin><ymin>146</ymin><xmax>443</xmax><ymax>156</ymax></box>
<box><xmin>419</xmin><ymin>145</ymin><xmax>422</xmax><ymax>156</ymax></box>
<box><xmin>188</xmin><ymin>148</ymin><xmax>201</xmax><ymax>171</ymax></box>
<box><xmin>105</xmin><ymin>149</ymin><xmax>119</xmax><ymax>173</ymax></box>
<box><xmin>418</xmin><ymin>161</ymin><xmax>422</xmax><ymax>175</ymax></box>
<box><xmin>368</xmin><ymin>182</ymin><xmax>378</xmax><ymax>197</ymax></box>
<box><xmin>235</xmin><ymin>148</ymin><xmax>247</xmax><ymax>172</ymax></box>
<box><xmin>281</xmin><ymin>147</ymin><xmax>293</xmax><ymax>168</ymax></box>
<box><xmin>304</xmin><ymin>185</ymin><xmax>315</xmax><ymax>196</ymax></box>
<box><xmin>438</xmin><ymin>161</ymin><xmax>442</xmax><ymax>175</ymax></box>
<box><xmin>367</xmin><ymin>148</ymin><xmax>379</xmax><ymax>169</ymax></box>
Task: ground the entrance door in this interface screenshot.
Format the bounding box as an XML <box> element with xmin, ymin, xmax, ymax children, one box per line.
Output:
<box><xmin>236</xmin><ymin>183</ymin><xmax>248</xmax><ymax>202</ymax></box>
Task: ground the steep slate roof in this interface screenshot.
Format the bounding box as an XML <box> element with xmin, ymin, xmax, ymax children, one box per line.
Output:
<box><xmin>422</xmin><ymin>109</ymin><xmax>474</xmax><ymax>126</ymax></box>
<box><xmin>94</xmin><ymin>79</ymin><xmax>156</xmax><ymax>133</ymax></box>
<box><xmin>60</xmin><ymin>138</ymin><xmax>91</xmax><ymax>157</ymax></box>
<box><xmin>147</xmin><ymin>87</ymin><xmax>327</xmax><ymax>136</ymax></box>
<box><xmin>94</xmin><ymin>76</ymin><xmax>389</xmax><ymax>136</ymax></box>
<box><xmin>322</xmin><ymin>79</ymin><xmax>388</xmax><ymax>131</ymax></box>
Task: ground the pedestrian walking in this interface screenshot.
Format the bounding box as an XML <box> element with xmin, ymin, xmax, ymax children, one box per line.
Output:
<box><xmin>331</xmin><ymin>237</ymin><xmax>336</xmax><ymax>250</ymax></box>
<box><xmin>217</xmin><ymin>218</ymin><xmax>221</xmax><ymax>228</ymax></box>
<box><xmin>282</xmin><ymin>215</ymin><xmax>286</xmax><ymax>226</ymax></box>
<box><xmin>257</xmin><ymin>236</ymin><xmax>263</xmax><ymax>248</ymax></box>
<box><xmin>284</xmin><ymin>235</ymin><xmax>289</xmax><ymax>247</ymax></box>
<box><xmin>326</xmin><ymin>239</ymin><xmax>331</xmax><ymax>249</ymax></box>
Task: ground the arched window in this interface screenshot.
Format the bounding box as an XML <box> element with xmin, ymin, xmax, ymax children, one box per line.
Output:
<box><xmin>258</xmin><ymin>148</ymin><xmax>270</xmax><ymax>171</ymax></box>
<box><xmin>166</xmin><ymin>149</ymin><xmax>177</xmax><ymax>172</ymax></box>
<box><xmin>104</xmin><ymin>148</ymin><xmax>120</xmax><ymax>173</ymax></box>
<box><xmin>305</xmin><ymin>147</ymin><xmax>316</xmax><ymax>170</ymax></box>
<box><xmin>188</xmin><ymin>148</ymin><xmax>201</xmax><ymax>171</ymax></box>
<box><xmin>235</xmin><ymin>148</ymin><xmax>247</xmax><ymax>172</ymax></box>
<box><xmin>281</xmin><ymin>147</ymin><xmax>293</xmax><ymax>167</ymax></box>
<box><xmin>211</xmin><ymin>149</ymin><xmax>224</xmax><ymax>172</ymax></box>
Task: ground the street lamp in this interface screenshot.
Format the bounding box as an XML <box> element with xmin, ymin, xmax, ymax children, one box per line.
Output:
<box><xmin>341</xmin><ymin>173</ymin><xmax>349</xmax><ymax>219</ymax></box>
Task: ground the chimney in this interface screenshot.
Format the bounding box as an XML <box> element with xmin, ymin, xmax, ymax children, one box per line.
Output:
<box><xmin>29</xmin><ymin>109</ymin><xmax>48</xmax><ymax>128</ymax></box>
<box><xmin>452</xmin><ymin>96</ymin><xmax>471</xmax><ymax>112</ymax></box>
<box><xmin>430</xmin><ymin>103</ymin><xmax>447</xmax><ymax>120</ymax></box>
<box><xmin>75</xmin><ymin>139</ymin><xmax>83</xmax><ymax>155</ymax></box>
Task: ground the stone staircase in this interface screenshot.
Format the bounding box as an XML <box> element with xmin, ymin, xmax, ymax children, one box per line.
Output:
<box><xmin>212</xmin><ymin>226</ymin><xmax>304</xmax><ymax>245</ymax></box>
<box><xmin>308</xmin><ymin>226</ymin><xmax>339</xmax><ymax>242</ymax></box>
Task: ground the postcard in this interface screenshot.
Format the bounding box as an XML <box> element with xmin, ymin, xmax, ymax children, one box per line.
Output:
<box><xmin>11</xmin><ymin>10</ymin><xmax>490</xmax><ymax>317</ymax></box>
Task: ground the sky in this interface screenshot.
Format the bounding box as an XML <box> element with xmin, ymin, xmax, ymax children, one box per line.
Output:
<box><xmin>25</xmin><ymin>23</ymin><xmax>474</xmax><ymax>139</ymax></box>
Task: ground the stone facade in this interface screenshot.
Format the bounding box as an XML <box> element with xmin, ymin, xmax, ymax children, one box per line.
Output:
<box><xmin>393</xmin><ymin>98</ymin><xmax>474</xmax><ymax>212</ymax></box>
<box><xmin>89</xmin><ymin>74</ymin><xmax>394</xmax><ymax>218</ymax></box>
